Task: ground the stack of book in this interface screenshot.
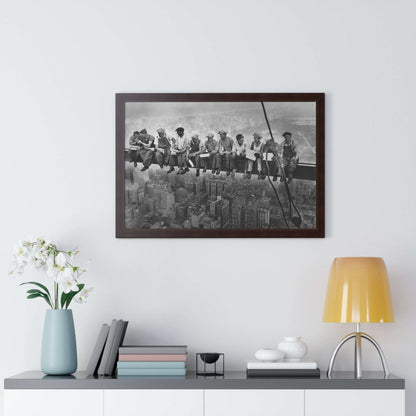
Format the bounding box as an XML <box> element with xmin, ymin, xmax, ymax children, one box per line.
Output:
<box><xmin>117</xmin><ymin>345</ymin><xmax>187</xmax><ymax>378</ymax></box>
<box><xmin>246</xmin><ymin>360</ymin><xmax>320</xmax><ymax>378</ymax></box>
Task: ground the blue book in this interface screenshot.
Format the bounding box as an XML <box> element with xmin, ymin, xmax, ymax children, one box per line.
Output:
<box><xmin>117</xmin><ymin>368</ymin><xmax>186</xmax><ymax>376</ymax></box>
<box><xmin>117</xmin><ymin>361</ymin><xmax>186</xmax><ymax>369</ymax></box>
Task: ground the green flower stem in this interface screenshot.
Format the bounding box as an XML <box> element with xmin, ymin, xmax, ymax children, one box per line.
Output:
<box><xmin>54</xmin><ymin>282</ymin><xmax>59</xmax><ymax>309</ymax></box>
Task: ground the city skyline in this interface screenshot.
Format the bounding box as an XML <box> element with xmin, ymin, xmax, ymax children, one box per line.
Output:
<box><xmin>125</xmin><ymin>164</ymin><xmax>316</xmax><ymax>230</ymax></box>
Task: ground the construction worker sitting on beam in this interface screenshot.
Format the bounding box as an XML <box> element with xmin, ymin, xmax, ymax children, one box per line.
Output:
<box><xmin>281</xmin><ymin>132</ymin><xmax>298</xmax><ymax>183</ymax></box>
<box><xmin>218</xmin><ymin>130</ymin><xmax>234</xmax><ymax>176</ymax></box>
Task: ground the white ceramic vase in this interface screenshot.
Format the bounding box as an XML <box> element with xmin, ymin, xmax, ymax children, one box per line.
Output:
<box><xmin>254</xmin><ymin>349</ymin><xmax>285</xmax><ymax>362</ymax></box>
<box><xmin>277</xmin><ymin>337</ymin><xmax>307</xmax><ymax>362</ymax></box>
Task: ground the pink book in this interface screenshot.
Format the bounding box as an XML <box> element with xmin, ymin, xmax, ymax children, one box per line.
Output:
<box><xmin>118</xmin><ymin>354</ymin><xmax>187</xmax><ymax>362</ymax></box>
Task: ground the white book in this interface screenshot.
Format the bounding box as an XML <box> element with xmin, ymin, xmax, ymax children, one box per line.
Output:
<box><xmin>247</xmin><ymin>360</ymin><xmax>317</xmax><ymax>370</ymax></box>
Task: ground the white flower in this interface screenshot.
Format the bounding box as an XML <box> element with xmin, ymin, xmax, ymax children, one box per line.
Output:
<box><xmin>46</xmin><ymin>253</ymin><xmax>72</xmax><ymax>283</ymax></box>
<box><xmin>56</xmin><ymin>252</ymin><xmax>67</xmax><ymax>267</ymax></box>
<box><xmin>61</xmin><ymin>276</ymin><xmax>79</xmax><ymax>294</ymax></box>
<box><xmin>74</xmin><ymin>287</ymin><xmax>93</xmax><ymax>304</ymax></box>
<box><xmin>13</xmin><ymin>241</ymin><xmax>29</xmax><ymax>257</ymax></box>
<box><xmin>12</xmin><ymin>242</ymin><xmax>30</xmax><ymax>268</ymax></box>
<box><xmin>31</xmin><ymin>244</ymin><xmax>50</xmax><ymax>270</ymax></box>
<box><xmin>50</xmin><ymin>267</ymin><xmax>74</xmax><ymax>283</ymax></box>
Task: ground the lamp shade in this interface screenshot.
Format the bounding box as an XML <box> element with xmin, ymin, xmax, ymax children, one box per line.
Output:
<box><xmin>323</xmin><ymin>257</ymin><xmax>394</xmax><ymax>323</ymax></box>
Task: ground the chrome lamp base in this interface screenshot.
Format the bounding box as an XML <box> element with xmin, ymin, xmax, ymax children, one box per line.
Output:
<box><xmin>327</xmin><ymin>323</ymin><xmax>390</xmax><ymax>379</ymax></box>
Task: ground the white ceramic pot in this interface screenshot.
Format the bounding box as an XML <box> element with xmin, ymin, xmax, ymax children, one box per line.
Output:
<box><xmin>254</xmin><ymin>349</ymin><xmax>285</xmax><ymax>362</ymax></box>
<box><xmin>277</xmin><ymin>337</ymin><xmax>307</xmax><ymax>362</ymax></box>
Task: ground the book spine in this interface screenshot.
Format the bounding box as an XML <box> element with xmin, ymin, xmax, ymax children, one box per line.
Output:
<box><xmin>117</xmin><ymin>368</ymin><xmax>186</xmax><ymax>376</ymax></box>
<box><xmin>246</xmin><ymin>369</ymin><xmax>320</xmax><ymax>377</ymax></box>
<box><xmin>118</xmin><ymin>354</ymin><xmax>187</xmax><ymax>362</ymax></box>
<box><xmin>119</xmin><ymin>347</ymin><xmax>187</xmax><ymax>354</ymax></box>
<box><xmin>246</xmin><ymin>362</ymin><xmax>317</xmax><ymax>370</ymax></box>
<box><xmin>117</xmin><ymin>361</ymin><xmax>186</xmax><ymax>369</ymax></box>
<box><xmin>97</xmin><ymin>320</ymin><xmax>118</xmax><ymax>375</ymax></box>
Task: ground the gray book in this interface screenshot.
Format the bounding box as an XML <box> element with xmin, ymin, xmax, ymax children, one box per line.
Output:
<box><xmin>247</xmin><ymin>368</ymin><xmax>321</xmax><ymax>378</ymax></box>
<box><xmin>104</xmin><ymin>320</ymin><xmax>129</xmax><ymax>376</ymax></box>
<box><xmin>86</xmin><ymin>324</ymin><xmax>110</xmax><ymax>375</ymax></box>
<box><xmin>119</xmin><ymin>345</ymin><xmax>187</xmax><ymax>354</ymax></box>
<box><xmin>97</xmin><ymin>319</ymin><xmax>118</xmax><ymax>376</ymax></box>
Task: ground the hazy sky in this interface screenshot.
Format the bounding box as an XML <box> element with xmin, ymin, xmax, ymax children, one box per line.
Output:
<box><xmin>125</xmin><ymin>101</ymin><xmax>315</xmax><ymax>120</ymax></box>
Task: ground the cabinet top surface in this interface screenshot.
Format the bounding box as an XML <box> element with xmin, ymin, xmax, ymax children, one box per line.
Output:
<box><xmin>4</xmin><ymin>371</ymin><xmax>404</xmax><ymax>390</ymax></box>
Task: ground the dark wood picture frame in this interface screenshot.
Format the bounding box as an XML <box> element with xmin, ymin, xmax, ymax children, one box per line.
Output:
<box><xmin>116</xmin><ymin>93</ymin><xmax>325</xmax><ymax>238</ymax></box>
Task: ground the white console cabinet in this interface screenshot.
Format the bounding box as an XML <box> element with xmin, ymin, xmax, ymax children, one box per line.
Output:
<box><xmin>3</xmin><ymin>372</ymin><xmax>405</xmax><ymax>416</ymax></box>
<box><xmin>205</xmin><ymin>389</ymin><xmax>304</xmax><ymax>416</ymax></box>
<box><xmin>305</xmin><ymin>389</ymin><xmax>405</xmax><ymax>416</ymax></box>
<box><xmin>104</xmin><ymin>390</ymin><xmax>203</xmax><ymax>416</ymax></box>
<box><xmin>4</xmin><ymin>389</ymin><xmax>103</xmax><ymax>416</ymax></box>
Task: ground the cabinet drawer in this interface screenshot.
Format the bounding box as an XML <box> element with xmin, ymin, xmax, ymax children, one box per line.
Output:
<box><xmin>4</xmin><ymin>389</ymin><xmax>103</xmax><ymax>416</ymax></box>
<box><xmin>205</xmin><ymin>389</ymin><xmax>304</xmax><ymax>416</ymax></box>
<box><xmin>104</xmin><ymin>390</ymin><xmax>203</xmax><ymax>416</ymax></box>
<box><xmin>305</xmin><ymin>389</ymin><xmax>405</xmax><ymax>416</ymax></box>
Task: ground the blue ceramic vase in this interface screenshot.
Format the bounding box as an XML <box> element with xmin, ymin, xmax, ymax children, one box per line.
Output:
<box><xmin>41</xmin><ymin>309</ymin><xmax>77</xmax><ymax>375</ymax></box>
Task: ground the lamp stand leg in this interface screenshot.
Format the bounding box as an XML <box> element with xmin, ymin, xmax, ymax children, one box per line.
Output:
<box><xmin>327</xmin><ymin>324</ymin><xmax>390</xmax><ymax>380</ymax></box>
<box><xmin>361</xmin><ymin>332</ymin><xmax>390</xmax><ymax>378</ymax></box>
<box><xmin>327</xmin><ymin>333</ymin><xmax>356</xmax><ymax>379</ymax></box>
<box><xmin>354</xmin><ymin>323</ymin><xmax>362</xmax><ymax>379</ymax></box>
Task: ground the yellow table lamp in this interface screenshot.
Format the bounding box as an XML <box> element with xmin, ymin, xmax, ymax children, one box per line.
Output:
<box><xmin>323</xmin><ymin>257</ymin><xmax>394</xmax><ymax>379</ymax></box>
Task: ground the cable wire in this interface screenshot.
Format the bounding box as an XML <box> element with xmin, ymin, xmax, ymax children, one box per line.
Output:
<box><xmin>261</xmin><ymin>102</ymin><xmax>302</xmax><ymax>228</ymax></box>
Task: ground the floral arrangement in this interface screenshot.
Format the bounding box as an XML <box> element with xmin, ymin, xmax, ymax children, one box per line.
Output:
<box><xmin>9</xmin><ymin>237</ymin><xmax>92</xmax><ymax>309</ymax></box>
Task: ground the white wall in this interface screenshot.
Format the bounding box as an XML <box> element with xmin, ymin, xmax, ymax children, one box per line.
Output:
<box><xmin>1</xmin><ymin>0</ymin><xmax>415</xmax><ymax>414</ymax></box>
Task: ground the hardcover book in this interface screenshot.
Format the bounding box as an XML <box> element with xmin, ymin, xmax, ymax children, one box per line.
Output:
<box><xmin>105</xmin><ymin>320</ymin><xmax>129</xmax><ymax>376</ymax></box>
<box><xmin>86</xmin><ymin>324</ymin><xmax>110</xmax><ymax>375</ymax></box>
<box><xmin>118</xmin><ymin>354</ymin><xmax>187</xmax><ymax>362</ymax></box>
<box><xmin>119</xmin><ymin>346</ymin><xmax>187</xmax><ymax>354</ymax></box>
<box><xmin>246</xmin><ymin>360</ymin><xmax>318</xmax><ymax>370</ymax></box>
<box><xmin>246</xmin><ymin>368</ymin><xmax>321</xmax><ymax>378</ymax></box>
<box><xmin>97</xmin><ymin>319</ymin><xmax>118</xmax><ymax>376</ymax></box>
<box><xmin>117</xmin><ymin>368</ymin><xmax>186</xmax><ymax>376</ymax></box>
<box><xmin>117</xmin><ymin>361</ymin><xmax>186</xmax><ymax>369</ymax></box>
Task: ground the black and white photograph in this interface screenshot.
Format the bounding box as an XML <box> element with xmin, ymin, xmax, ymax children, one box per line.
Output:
<box><xmin>116</xmin><ymin>93</ymin><xmax>324</xmax><ymax>238</ymax></box>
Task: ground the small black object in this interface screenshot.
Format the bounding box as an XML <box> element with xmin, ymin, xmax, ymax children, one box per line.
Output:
<box><xmin>196</xmin><ymin>352</ymin><xmax>224</xmax><ymax>376</ymax></box>
<box><xmin>200</xmin><ymin>353</ymin><xmax>220</xmax><ymax>364</ymax></box>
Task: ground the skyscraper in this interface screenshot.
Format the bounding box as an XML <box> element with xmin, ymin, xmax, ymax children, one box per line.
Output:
<box><xmin>207</xmin><ymin>176</ymin><xmax>227</xmax><ymax>200</ymax></box>
<box><xmin>208</xmin><ymin>197</ymin><xmax>230</xmax><ymax>228</ymax></box>
<box><xmin>231</xmin><ymin>197</ymin><xmax>246</xmax><ymax>228</ymax></box>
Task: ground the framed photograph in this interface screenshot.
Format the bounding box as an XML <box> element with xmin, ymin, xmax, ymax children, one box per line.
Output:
<box><xmin>116</xmin><ymin>93</ymin><xmax>324</xmax><ymax>238</ymax></box>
